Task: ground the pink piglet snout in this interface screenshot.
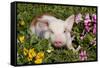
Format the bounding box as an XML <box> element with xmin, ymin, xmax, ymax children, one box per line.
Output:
<box><xmin>54</xmin><ymin>41</ymin><xmax>62</xmax><ymax>45</ymax></box>
<box><xmin>54</xmin><ymin>36</ymin><xmax>64</xmax><ymax>47</ymax></box>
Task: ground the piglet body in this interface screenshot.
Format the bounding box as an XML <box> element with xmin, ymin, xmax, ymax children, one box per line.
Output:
<box><xmin>30</xmin><ymin>14</ymin><xmax>81</xmax><ymax>52</ymax></box>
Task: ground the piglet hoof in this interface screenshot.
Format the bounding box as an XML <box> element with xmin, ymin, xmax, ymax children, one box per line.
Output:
<box><xmin>72</xmin><ymin>50</ymin><xmax>78</xmax><ymax>53</ymax></box>
<box><xmin>73</xmin><ymin>46</ymin><xmax>81</xmax><ymax>53</ymax></box>
<box><xmin>76</xmin><ymin>45</ymin><xmax>81</xmax><ymax>51</ymax></box>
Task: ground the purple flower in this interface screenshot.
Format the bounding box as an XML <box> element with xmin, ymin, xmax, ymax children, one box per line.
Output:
<box><xmin>79</xmin><ymin>50</ymin><xmax>87</xmax><ymax>61</ymax></box>
<box><xmin>92</xmin><ymin>14</ymin><xmax>97</xmax><ymax>34</ymax></box>
<box><xmin>75</xmin><ymin>13</ymin><xmax>83</xmax><ymax>24</ymax></box>
<box><xmin>93</xmin><ymin>24</ymin><xmax>96</xmax><ymax>34</ymax></box>
<box><xmin>84</xmin><ymin>13</ymin><xmax>91</xmax><ymax>32</ymax></box>
<box><xmin>85</xmin><ymin>13</ymin><xmax>90</xmax><ymax>19</ymax></box>
<box><xmin>85</xmin><ymin>25</ymin><xmax>90</xmax><ymax>32</ymax></box>
<box><xmin>92</xmin><ymin>14</ymin><xmax>96</xmax><ymax>23</ymax></box>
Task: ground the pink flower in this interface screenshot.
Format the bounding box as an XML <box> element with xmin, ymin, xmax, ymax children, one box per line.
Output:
<box><xmin>80</xmin><ymin>34</ymin><xmax>84</xmax><ymax>40</ymax></box>
<box><xmin>84</xmin><ymin>13</ymin><xmax>91</xmax><ymax>32</ymax></box>
<box><xmin>92</xmin><ymin>14</ymin><xmax>97</xmax><ymax>34</ymax></box>
<box><xmin>85</xmin><ymin>13</ymin><xmax>90</xmax><ymax>19</ymax></box>
<box><xmin>85</xmin><ymin>25</ymin><xmax>90</xmax><ymax>32</ymax></box>
<box><xmin>79</xmin><ymin>50</ymin><xmax>87</xmax><ymax>61</ymax></box>
<box><xmin>92</xmin><ymin>14</ymin><xmax>96</xmax><ymax>23</ymax></box>
<box><xmin>75</xmin><ymin>13</ymin><xmax>83</xmax><ymax>24</ymax></box>
<box><xmin>84</xmin><ymin>13</ymin><xmax>91</xmax><ymax>23</ymax></box>
<box><xmin>93</xmin><ymin>24</ymin><xmax>96</xmax><ymax>34</ymax></box>
<box><xmin>80</xmin><ymin>36</ymin><xmax>84</xmax><ymax>40</ymax></box>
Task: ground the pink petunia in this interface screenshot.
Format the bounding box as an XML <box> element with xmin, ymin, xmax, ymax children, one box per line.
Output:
<box><xmin>85</xmin><ymin>13</ymin><xmax>90</xmax><ymax>19</ymax></box>
<box><xmin>92</xmin><ymin>14</ymin><xmax>96</xmax><ymax>23</ymax></box>
<box><xmin>80</xmin><ymin>34</ymin><xmax>84</xmax><ymax>40</ymax></box>
<box><xmin>92</xmin><ymin>14</ymin><xmax>97</xmax><ymax>34</ymax></box>
<box><xmin>85</xmin><ymin>25</ymin><xmax>90</xmax><ymax>32</ymax></box>
<box><xmin>80</xmin><ymin>36</ymin><xmax>84</xmax><ymax>40</ymax></box>
<box><xmin>93</xmin><ymin>24</ymin><xmax>96</xmax><ymax>34</ymax></box>
<box><xmin>84</xmin><ymin>13</ymin><xmax>91</xmax><ymax>32</ymax></box>
<box><xmin>79</xmin><ymin>50</ymin><xmax>87</xmax><ymax>61</ymax></box>
<box><xmin>75</xmin><ymin>13</ymin><xmax>83</xmax><ymax>24</ymax></box>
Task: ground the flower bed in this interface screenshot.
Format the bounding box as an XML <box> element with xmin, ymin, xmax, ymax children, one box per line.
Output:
<box><xmin>17</xmin><ymin>3</ymin><xmax>97</xmax><ymax>65</ymax></box>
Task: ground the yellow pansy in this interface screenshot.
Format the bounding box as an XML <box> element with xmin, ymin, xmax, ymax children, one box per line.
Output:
<box><xmin>35</xmin><ymin>51</ymin><xmax>44</xmax><ymax>59</ymax></box>
<box><xmin>34</xmin><ymin>59</ymin><xmax>42</xmax><ymax>64</ymax></box>
<box><xmin>28</xmin><ymin>48</ymin><xmax>36</xmax><ymax>59</ymax></box>
<box><xmin>18</xmin><ymin>35</ymin><xmax>25</xmax><ymax>43</ymax></box>
<box><xmin>23</xmin><ymin>48</ymin><xmax>28</xmax><ymax>56</ymax></box>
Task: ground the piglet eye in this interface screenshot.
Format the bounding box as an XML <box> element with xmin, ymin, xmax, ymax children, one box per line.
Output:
<box><xmin>50</xmin><ymin>30</ymin><xmax>54</xmax><ymax>33</ymax></box>
<box><xmin>64</xmin><ymin>30</ymin><xmax>66</xmax><ymax>33</ymax></box>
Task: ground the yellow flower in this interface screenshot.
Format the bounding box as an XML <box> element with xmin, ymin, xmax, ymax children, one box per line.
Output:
<box><xmin>18</xmin><ymin>35</ymin><xmax>25</xmax><ymax>43</ymax></box>
<box><xmin>27</xmin><ymin>57</ymin><xmax>32</xmax><ymax>61</ymax></box>
<box><xmin>20</xmin><ymin>20</ymin><xmax>25</xmax><ymax>26</ymax></box>
<box><xmin>34</xmin><ymin>59</ymin><xmax>42</xmax><ymax>64</ymax></box>
<box><xmin>28</xmin><ymin>48</ymin><xmax>36</xmax><ymax>59</ymax></box>
<box><xmin>35</xmin><ymin>51</ymin><xmax>44</xmax><ymax>59</ymax></box>
<box><xmin>47</xmin><ymin>49</ymin><xmax>52</xmax><ymax>53</ymax></box>
<box><xmin>23</xmin><ymin>48</ymin><xmax>28</xmax><ymax>56</ymax></box>
<box><xmin>27</xmin><ymin>48</ymin><xmax>36</xmax><ymax>62</ymax></box>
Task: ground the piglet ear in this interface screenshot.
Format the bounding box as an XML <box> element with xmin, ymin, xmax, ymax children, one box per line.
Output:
<box><xmin>37</xmin><ymin>17</ymin><xmax>48</xmax><ymax>24</ymax></box>
<box><xmin>65</xmin><ymin>15</ymin><xmax>75</xmax><ymax>31</ymax></box>
<box><xmin>37</xmin><ymin>17</ymin><xmax>49</xmax><ymax>31</ymax></box>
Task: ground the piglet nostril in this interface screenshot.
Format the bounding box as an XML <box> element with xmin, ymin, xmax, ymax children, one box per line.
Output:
<box><xmin>55</xmin><ymin>42</ymin><xmax>58</xmax><ymax>44</ymax></box>
<box><xmin>55</xmin><ymin>41</ymin><xmax>62</xmax><ymax>44</ymax></box>
<box><xmin>55</xmin><ymin>42</ymin><xmax>57</xmax><ymax>44</ymax></box>
<box><xmin>59</xmin><ymin>41</ymin><xmax>62</xmax><ymax>44</ymax></box>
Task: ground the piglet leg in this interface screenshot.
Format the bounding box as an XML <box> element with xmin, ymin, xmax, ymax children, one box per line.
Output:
<box><xmin>66</xmin><ymin>32</ymin><xmax>81</xmax><ymax>52</ymax></box>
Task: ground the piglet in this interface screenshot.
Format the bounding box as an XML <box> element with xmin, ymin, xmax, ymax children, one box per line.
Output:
<box><xmin>30</xmin><ymin>14</ymin><xmax>81</xmax><ymax>52</ymax></box>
